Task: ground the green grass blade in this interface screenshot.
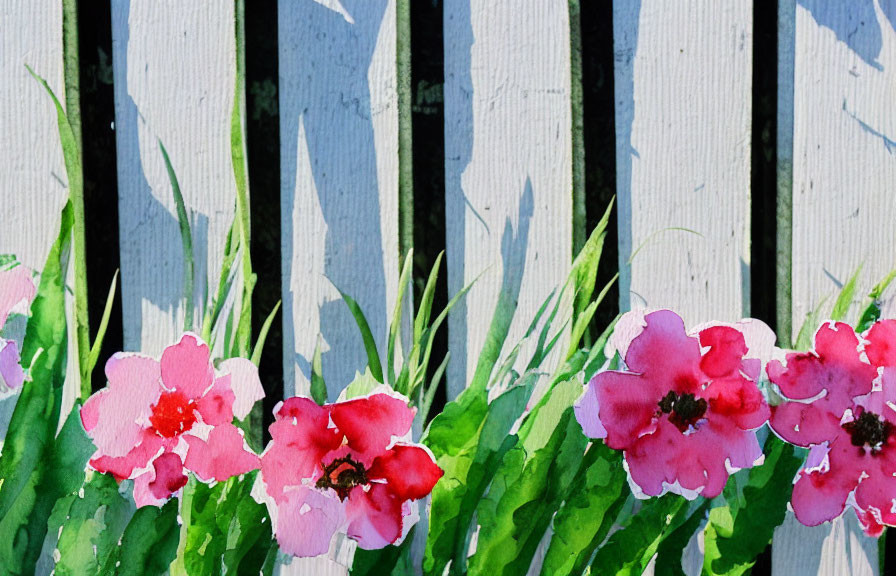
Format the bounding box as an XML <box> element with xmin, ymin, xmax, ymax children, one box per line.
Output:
<box><xmin>795</xmin><ymin>296</ymin><xmax>830</xmax><ymax>351</ymax></box>
<box><xmin>158</xmin><ymin>139</ymin><xmax>194</xmax><ymax>332</ymax></box>
<box><xmin>388</xmin><ymin>249</ymin><xmax>414</xmax><ymax>389</ymax></box>
<box><xmin>26</xmin><ymin>64</ymin><xmax>90</xmax><ymax>398</ymax></box>
<box><xmin>251</xmin><ymin>300</ymin><xmax>281</xmax><ymax>366</ymax></box>
<box><xmin>420</xmin><ymin>351</ymin><xmax>449</xmax><ymax>424</ymax></box>
<box><xmin>335</xmin><ymin>286</ymin><xmax>384</xmax><ymax>383</ymax></box>
<box><xmin>857</xmin><ymin>269</ymin><xmax>896</xmax><ymax>332</ymax></box>
<box><xmin>415</xmin><ymin>252</ymin><xmax>444</xmax><ymax>343</ymax></box>
<box><xmin>201</xmin><ymin>218</ymin><xmax>239</xmax><ymax>342</ymax></box>
<box><xmin>86</xmin><ymin>269</ymin><xmax>119</xmax><ymax>377</ymax></box>
<box><xmin>567</xmin><ymin>273</ymin><xmax>617</xmax><ymax>359</ymax></box>
<box><xmin>830</xmin><ymin>265</ymin><xmax>862</xmax><ymax>322</ymax></box>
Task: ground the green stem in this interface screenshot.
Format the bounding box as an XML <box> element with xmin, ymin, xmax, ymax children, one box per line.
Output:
<box><xmin>63</xmin><ymin>0</ymin><xmax>91</xmax><ymax>398</ymax></box>
<box><xmin>397</xmin><ymin>0</ymin><xmax>414</xmax><ymax>263</ymax></box>
<box><xmin>569</xmin><ymin>0</ymin><xmax>586</xmax><ymax>260</ymax></box>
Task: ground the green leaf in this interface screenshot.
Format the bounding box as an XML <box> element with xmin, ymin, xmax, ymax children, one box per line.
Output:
<box><xmin>351</xmin><ymin>532</ymin><xmax>415</xmax><ymax>576</ymax></box>
<box><xmin>414</xmin><ymin>252</ymin><xmax>444</xmax><ymax>344</ymax></box>
<box><xmin>311</xmin><ymin>335</ymin><xmax>328</xmax><ymax>405</ymax></box>
<box><xmin>54</xmin><ymin>473</ymin><xmax>133</xmax><ymax>575</ymax></box>
<box><xmin>469</xmin><ymin>379</ymin><xmax>588</xmax><ymax>576</ymax></box>
<box><xmin>159</xmin><ymin>139</ymin><xmax>195</xmax><ymax>333</ymax></box>
<box><xmin>856</xmin><ymin>269</ymin><xmax>896</xmax><ymax>332</ymax></box>
<box><xmin>335</xmin><ymin>286</ymin><xmax>384</xmax><ymax>383</ymax></box>
<box><xmin>702</xmin><ymin>436</ymin><xmax>803</xmax><ymax>575</ymax></box>
<box><xmin>388</xmin><ymin>249</ymin><xmax>414</xmax><ymax>391</ymax></box>
<box><xmin>176</xmin><ymin>473</ymin><xmax>273</xmax><ymax>576</ymax></box>
<box><xmin>341</xmin><ymin>367</ymin><xmax>382</xmax><ymax>400</ymax></box>
<box><xmin>570</xmin><ymin>198</ymin><xmax>613</xmax><ymax>332</ymax></box>
<box><xmin>653</xmin><ymin>501</ymin><xmax>710</xmax><ymax>576</ymax></box>
<box><xmin>0</xmin><ymin>202</ymin><xmax>82</xmax><ymax>573</ymax></box>
<box><xmin>86</xmin><ymin>269</ymin><xmax>119</xmax><ymax>378</ymax></box>
<box><xmin>422</xmin><ymin>377</ymin><xmax>535</xmax><ymax>576</ymax></box>
<box><xmin>590</xmin><ymin>494</ymin><xmax>687</xmax><ymax>576</ymax></box>
<box><xmin>830</xmin><ymin>265</ymin><xmax>862</xmax><ymax>322</ymax></box>
<box><xmin>539</xmin><ymin>442</ymin><xmax>628</xmax><ymax>576</ymax></box>
<box><xmin>794</xmin><ymin>295</ymin><xmax>829</xmax><ymax>351</ymax></box>
<box><xmin>102</xmin><ymin>498</ymin><xmax>180</xmax><ymax>576</ymax></box>
<box><xmin>250</xmin><ymin>300</ymin><xmax>281</xmax><ymax>366</ymax></box>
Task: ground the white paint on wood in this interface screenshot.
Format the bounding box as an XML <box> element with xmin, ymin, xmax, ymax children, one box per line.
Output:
<box><xmin>443</xmin><ymin>0</ymin><xmax>574</xmax><ymax>399</ymax></box>
<box><xmin>278</xmin><ymin>1</ymin><xmax>400</xmax><ymax>572</ymax></box>
<box><xmin>112</xmin><ymin>0</ymin><xmax>238</xmax><ymax>355</ymax></box>
<box><xmin>614</xmin><ymin>0</ymin><xmax>753</xmax><ymax>327</ymax></box>
<box><xmin>773</xmin><ymin>1</ymin><xmax>896</xmax><ymax>574</ymax></box>
<box><xmin>280</xmin><ymin>0</ymin><xmax>400</xmax><ymax>403</ymax></box>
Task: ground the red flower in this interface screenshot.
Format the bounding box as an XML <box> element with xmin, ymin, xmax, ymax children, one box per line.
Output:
<box><xmin>260</xmin><ymin>390</ymin><xmax>443</xmax><ymax>557</ymax></box>
<box><xmin>770</xmin><ymin>320</ymin><xmax>896</xmax><ymax>533</ymax></box>
<box><xmin>575</xmin><ymin>310</ymin><xmax>771</xmax><ymax>498</ymax></box>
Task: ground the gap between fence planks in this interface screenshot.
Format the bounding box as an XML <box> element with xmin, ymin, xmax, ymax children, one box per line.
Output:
<box><xmin>772</xmin><ymin>1</ymin><xmax>896</xmax><ymax>574</ymax></box>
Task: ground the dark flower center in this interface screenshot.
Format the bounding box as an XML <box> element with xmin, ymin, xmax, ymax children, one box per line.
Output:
<box><xmin>149</xmin><ymin>391</ymin><xmax>197</xmax><ymax>438</ymax></box>
<box><xmin>316</xmin><ymin>455</ymin><xmax>370</xmax><ymax>500</ymax></box>
<box><xmin>658</xmin><ymin>391</ymin><xmax>708</xmax><ymax>433</ymax></box>
<box><xmin>843</xmin><ymin>411</ymin><xmax>892</xmax><ymax>453</ymax></box>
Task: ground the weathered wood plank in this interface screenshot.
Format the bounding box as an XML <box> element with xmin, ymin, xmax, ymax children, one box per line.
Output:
<box><xmin>615</xmin><ymin>0</ymin><xmax>753</xmax><ymax>328</ymax></box>
<box><xmin>614</xmin><ymin>2</ymin><xmax>753</xmax><ymax>573</ymax></box>
<box><xmin>772</xmin><ymin>1</ymin><xmax>896</xmax><ymax>574</ymax></box>
<box><xmin>443</xmin><ymin>0</ymin><xmax>574</xmax><ymax>400</ymax></box>
<box><xmin>278</xmin><ymin>1</ymin><xmax>400</xmax><ymax>572</ymax></box>
<box><xmin>112</xmin><ymin>0</ymin><xmax>238</xmax><ymax>355</ymax></box>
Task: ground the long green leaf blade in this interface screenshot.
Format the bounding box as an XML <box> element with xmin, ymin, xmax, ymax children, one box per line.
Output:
<box><xmin>158</xmin><ymin>140</ymin><xmax>195</xmax><ymax>332</ymax></box>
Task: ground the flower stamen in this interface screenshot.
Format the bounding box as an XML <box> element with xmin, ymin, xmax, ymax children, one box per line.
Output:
<box><xmin>658</xmin><ymin>390</ymin><xmax>708</xmax><ymax>433</ymax></box>
<box><xmin>316</xmin><ymin>455</ymin><xmax>369</xmax><ymax>500</ymax></box>
<box><xmin>843</xmin><ymin>411</ymin><xmax>892</xmax><ymax>453</ymax></box>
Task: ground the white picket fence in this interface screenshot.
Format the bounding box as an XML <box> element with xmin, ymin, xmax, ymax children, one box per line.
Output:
<box><xmin>3</xmin><ymin>0</ymin><xmax>896</xmax><ymax>574</ymax></box>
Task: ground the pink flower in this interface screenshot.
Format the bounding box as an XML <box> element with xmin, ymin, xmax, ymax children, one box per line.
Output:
<box><xmin>575</xmin><ymin>309</ymin><xmax>771</xmax><ymax>499</ymax></box>
<box><xmin>81</xmin><ymin>333</ymin><xmax>264</xmax><ymax>507</ymax></box>
<box><xmin>0</xmin><ymin>264</ymin><xmax>36</xmax><ymax>390</ymax></box>
<box><xmin>769</xmin><ymin>320</ymin><xmax>896</xmax><ymax>534</ymax></box>
<box><xmin>260</xmin><ymin>391</ymin><xmax>443</xmax><ymax>557</ymax></box>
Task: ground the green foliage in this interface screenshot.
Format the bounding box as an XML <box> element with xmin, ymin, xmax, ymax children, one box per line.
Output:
<box><xmin>702</xmin><ymin>436</ymin><xmax>803</xmax><ymax>575</ymax></box>
<box><xmin>856</xmin><ymin>269</ymin><xmax>896</xmax><ymax>332</ymax></box>
<box><xmin>102</xmin><ymin>499</ymin><xmax>180</xmax><ymax>575</ymax></box>
<box><xmin>351</xmin><ymin>532</ymin><xmax>415</xmax><ymax>576</ymax></box>
<box><xmin>310</xmin><ymin>334</ymin><xmax>328</xmax><ymax>405</ymax></box>
<box><xmin>830</xmin><ymin>265</ymin><xmax>862</xmax><ymax>322</ymax></box>
<box><xmin>159</xmin><ymin>140</ymin><xmax>195</xmax><ymax>333</ymax></box>
<box><xmin>540</xmin><ymin>443</ymin><xmax>629</xmax><ymax>576</ymax></box>
<box><xmin>335</xmin><ymin>285</ymin><xmax>385</xmax><ymax>383</ymax></box>
<box><xmin>653</xmin><ymin>501</ymin><xmax>710</xmax><ymax>576</ymax></box>
<box><xmin>86</xmin><ymin>269</ymin><xmax>119</xmax><ymax>377</ymax></box>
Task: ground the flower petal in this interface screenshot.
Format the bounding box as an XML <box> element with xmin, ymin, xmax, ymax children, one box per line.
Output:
<box><xmin>704</xmin><ymin>374</ymin><xmax>769</xmax><ymax>431</ymax></box>
<box><xmin>262</xmin><ymin>397</ymin><xmax>342</xmax><ymax>498</ymax></box>
<box><xmin>160</xmin><ymin>333</ymin><xmax>214</xmax><ymax>399</ymax></box>
<box><xmin>83</xmin><ymin>352</ymin><xmax>162</xmax><ymax>458</ymax></box>
<box><xmin>0</xmin><ymin>340</ymin><xmax>25</xmax><ymax>390</ymax></box>
<box><xmin>769</xmin><ymin>400</ymin><xmax>845</xmax><ymax>447</ymax></box>
<box><xmin>865</xmin><ymin>319</ymin><xmax>896</xmax><ymax>368</ymax></box>
<box><xmin>132</xmin><ymin>452</ymin><xmax>187</xmax><ymax>508</ymax></box>
<box><xmin>184</xmin><ymin>423</ymin><xmax>260</xmax><ymax>482</ymax></box>
<box><xmin>219</xmin><ymin>357</ymin><xmax>264</xmax><ymax>420</ymax></box>
<box><xmin>593</xmin><ymin>371</ymin><xmax>659</xmax><ymax>450</ymax></box>
<box><xmin>367</xmin><ymin>444</ymin><xmax>443</xmax><ymax>501</ymax></box>
<box><xmin>574</xmin><ymin>381</ymin><xmax>607</xmax><ymax>439</ymax></box>
<box><xmin>345</xmin><ymin>483</ymin><xmax>404</xmax><ymax>550</ymax></box>
<box><xmin>89</xmin><ymin>430</ymin><xmax>164</xmax><ymax>480</ymax></box>
<box><xmin>196</xmin><ymin>375</ymin><xmax>235</xmax><ymax>426</ymax></box>
<box><xmin>0</xmin><ymin>265</ymin><xmax>35</xmax><ymax>327</ymax></box>
<box><xmin>274</xmin><ymin>486</ymin><xmax>344</xmax><ymax>557</ymax></box>
<box><xmin>698</xmin><ymin>325</ymin><xmax>747</xmax><ymax>379</ymax></box>
<box><xmin>623</xmin><ymin>310</ymin><xmax>702</xmax><ymax>393</ymax></box>
<box><xmin>329</xmin><ymin>393</ymin><xmax>415</xmax><ymax>462</ymax></box>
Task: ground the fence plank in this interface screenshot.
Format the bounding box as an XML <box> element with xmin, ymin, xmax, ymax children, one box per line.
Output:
<box><xmin>443</xmin><ymin>0</ymin><xmax>574</xmax><ymax>400</ymax></box>
<box><xmin>279</xmin><ymin>1</ymin><xmax>400</xmax><ymax>572</ymax></box>
<box><xmin>0</xmin><ymin>1</ymin><xmax>72</xmax><ymax>430</ymax></box>
<box><xmin>772</xmin><ymin>1</ymin><xmax>896</xmax><ymax>574</ymax></box>
<box><xmin>112</xmin><ymin>0</ymin><xmax>238</xmax><ymax>355</ymax></box>
<box><xmin>614</xmin><ymin>2</ymin><xmax>753</xmax><ymax>573</ymax></box>
<box><xmin>615</xmin><ymin>0</ymin><xmax>753</xmax><ymax>327</ymax></box>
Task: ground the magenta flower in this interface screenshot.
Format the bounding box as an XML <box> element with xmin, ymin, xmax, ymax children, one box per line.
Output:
<box><xmin>260</xmin><ymin>391</ymin><xmax>443</xmax><ymax>557</ymax></box>
<box><xmin>769</xmin><ymin>320</ymin><xmax>896</xmax><ymax>535</ymax></box>
<box><xmin>80</xmin><ymin>333</ymin><xmax>264</xmax><ymax>507</ymax></box>
<box><xmin>0</xmin><ymin>264</ymin><xmax>36</xmax><ymax>390</ymax></box>
<box><xmin>575</xmin><ymin>309</ymin><xmax>771</xmax><ymax>498</ymax></box>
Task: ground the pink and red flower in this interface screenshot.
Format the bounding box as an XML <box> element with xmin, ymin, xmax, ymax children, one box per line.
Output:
<box><xmin>81</xmin><ymin>333</ymin><xmax>264</xmax><ymax>507</ymax></box>
<box><xmin>260</xmin><ymin>391</ymin><xmax>443</xmax><ymax>557</ymax></box>
<box><xmin>575</xmin><ymin>309</ymin><xmax>771</xmax><ymax>499</ymax></box>
<box><xmin>0</xmin><ymin>264</ymin><xmax>36</xmax><ymax>391</ymax></box>
<box><xmin>769</xmin><ymin>320</ymin><xmax>896</xmax><ymax>535</ymax></box>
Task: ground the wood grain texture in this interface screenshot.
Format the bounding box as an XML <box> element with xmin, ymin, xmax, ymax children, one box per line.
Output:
<box><xmin>278</xmin><ymin>1</ymin><xmax>399</xmax><ymax>572</ymax></box>
<box><xmin>112</xmin><ymin>0</ymin><xmax>238</xmax><ymax>355</ymax></box>
<box><xmin>614</xmin><ymin>0</ymin><xmax>753</xmax><ymax>327</ymax></box>
<box><xmin>443</xmin><ymin>0</ymin><xmax>574</xmax><ymax>399</ymax></box>
<box><xmin>772</xmin><ymin>1</ymin><xmax>896</xmax><ymax>574</ymax></box>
